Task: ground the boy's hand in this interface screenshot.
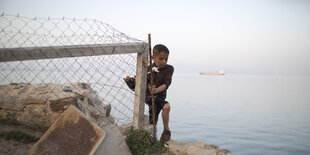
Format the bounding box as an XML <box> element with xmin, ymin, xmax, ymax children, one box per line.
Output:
<box><xmin>148</xmin><ymin>84</ymin><xmax>167</xmax><ymax>94</ymax></box>
<box><xmin>148</xmin><ymin>84</ymin><xmax>157</xmax><ymax>94</ymax></box>
<box><xmin>123</xmin><ymin>76</ymin><xmax>135</xmax><ymax>82</ymax></box>
<box><xmin>124</xmin><ymin>76</ymin><xmax>136</xmax><ymax>91</ymax></box>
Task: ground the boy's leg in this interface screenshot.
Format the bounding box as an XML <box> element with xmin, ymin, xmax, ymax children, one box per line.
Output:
<box><xmin>148</xmin><ymin>104</ymin><xmax>160</xmax><ymax>125</ymax></box>
<box><xmin>162</xmin><ymin>103</ymin><xmax>170</xmax><ymax>131</ymax></box>
<box><xmin>147</xmin><ymin>97</ymin><xmax>162</xmax><ymax>125</ymax></box>
<box><xmin>147</xmin><ymin>96</ymin><xmax>171</xmax><ymax>141</ymax></box>
<box><xmin>160</xmin><ymin>103</ymin><xmax>171</xmax><ymax>142</ymax></box>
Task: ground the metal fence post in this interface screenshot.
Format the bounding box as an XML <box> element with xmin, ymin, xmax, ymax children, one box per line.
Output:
<box><xmin>133</xmin><ymin>49</ymin><xmax>148</xmax><ymax>129</ymax></box>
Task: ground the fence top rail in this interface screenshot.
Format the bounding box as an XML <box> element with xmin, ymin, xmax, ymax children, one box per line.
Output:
<box><xmin>0</xmin><ymin>42</ymin><xmax>148</xmax><ymax>62</ymax></box>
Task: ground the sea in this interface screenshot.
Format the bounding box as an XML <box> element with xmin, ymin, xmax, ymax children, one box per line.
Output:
<box><xmin>1</xmin><ymin>68</ymin><xmax>310</xmax><ymax>154</ymax></box>
<box><xmin>156</xmin><ymin>73</ymin><xmax>310</xmax><ymax>155</ymax></box>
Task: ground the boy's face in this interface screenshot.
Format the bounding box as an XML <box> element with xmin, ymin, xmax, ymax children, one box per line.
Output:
<box><xmin>152</xmin><ymin>52</ymin><xmax>168</xmax><ymax>68</ymax></box>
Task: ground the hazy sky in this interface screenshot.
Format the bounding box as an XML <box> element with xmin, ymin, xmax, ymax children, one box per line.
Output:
<box><xmin>1</xmin><ymin>0</ymin><xmax>310</xmax><ymax>75</ymax></box>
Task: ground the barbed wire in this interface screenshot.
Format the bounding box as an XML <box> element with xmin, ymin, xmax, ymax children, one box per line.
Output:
<box><xmin>0</xmin><ymin>13</ymin><xmax>146</xmax><ymax>125</ymax></box>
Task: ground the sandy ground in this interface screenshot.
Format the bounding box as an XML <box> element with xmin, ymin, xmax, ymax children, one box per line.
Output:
<box><xmin>0</xmin><ymin>122</ymin><xmax>45</xmax><ymax>155</ymax></box>
<box><xmin>0</xmin><ymin>138</ymin><xmax>35</xmax><ymax>155</ymax></box>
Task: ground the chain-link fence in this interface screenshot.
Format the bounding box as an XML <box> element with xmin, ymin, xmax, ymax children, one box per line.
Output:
<box><xmin>0</xmin><ymin>13</ymin><xmax>148</xmax><ymax>125</ymax></box>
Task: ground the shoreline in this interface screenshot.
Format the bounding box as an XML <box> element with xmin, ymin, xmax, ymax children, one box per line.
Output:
<box><xmin>0</xmin><ymin>82</ymin><xmax>232</xmax><ymax>154</ymax></box>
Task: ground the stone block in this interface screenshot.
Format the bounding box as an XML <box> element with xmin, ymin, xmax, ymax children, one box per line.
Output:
<box><xmin>29</xmin><ymin>106</ymin><xmax>105</xmax><ymax>155</ymax></box>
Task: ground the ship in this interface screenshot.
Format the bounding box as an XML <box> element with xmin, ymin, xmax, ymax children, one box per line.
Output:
<box><xmin>200</xmin><ymin>70</ymin><xmax>225</xmax><ymax>76</ymax></box>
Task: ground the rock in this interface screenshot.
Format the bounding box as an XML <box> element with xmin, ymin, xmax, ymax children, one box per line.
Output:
<box><xmin>0</xmin><ymin>82</ymin><xmax>112</xmax><ymax>128</ymax></box>
<box><xmin>167</xmin><ymin>140</ymin><xmax>217</xmax><ymax>155</ymax></box>
<box><xmin>196</xmin><ymin>141</ymin><xmax>207</xmax><ymax>148</ymax></box>
<box><xmin>167</xmin><ymin>140</ymin><xmax>232</xmax><ymax>155</ymax></box>
<box><xmin>105</xmin><ymin>104</ymin><xmax>111</xmax><ymax>117</ymax></box>
<box><xmin>0</xmin><ymin>83</ymin><xmax>29</xmax><ymax>110</ymax></box>
<box><xmin>62</xmin><ymin>86</ymin><xmax>72</xmax><ymax>92</ymax></box>
<box><xmin>49</xmin><ymin>97</ymin><xmax>79</xmax><ymax>112</ymax></box>
<box><xmin>119</xmin><ymin>123</ymin><xmax>134</xmax><ymax>135</ymax></box>
<box><xmin>218</xmin><ymin>149</ymin><xmax>232</xmax><ymax>155</ymax></box>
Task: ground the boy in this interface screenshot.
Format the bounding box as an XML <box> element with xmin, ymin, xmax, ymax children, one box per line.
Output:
<box><xmin>124</xmin><ymin>44</ymin><xmax>174</xmax><ymax>141</ymax></box>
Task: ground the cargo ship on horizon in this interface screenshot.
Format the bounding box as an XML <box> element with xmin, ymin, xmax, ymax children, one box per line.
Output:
<box><xmin>200</xmin><ymin>70</ymin><xmax>225</xmax><ymax>76</ymax></box>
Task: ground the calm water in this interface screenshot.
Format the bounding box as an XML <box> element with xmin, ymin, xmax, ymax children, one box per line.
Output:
<box><xmin>156</xmin><ymin>73</ymin><xmax>310</xmax><ymax>155</ymax></box>
<box><xmin>2</xmin><ymin>69</ymin><xmax>310</xmax><ymax>154</ymax></box>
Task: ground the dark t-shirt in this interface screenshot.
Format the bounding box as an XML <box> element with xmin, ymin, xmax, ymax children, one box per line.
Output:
<box><xmin>146</xmin><ymin>64</ymin><xmax>174</xmax><ymax>99</ymax></box>
<box><xmin>125</xmin><ymin>63</ymin><xmax>174</xmax><ymax>100</ymax></box>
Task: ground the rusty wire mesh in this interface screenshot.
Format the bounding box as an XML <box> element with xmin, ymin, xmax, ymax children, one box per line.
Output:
<box><xmin>0</xmin><ymin>13</ymin><xmax>146</xmax><ymax>125</ymax></box>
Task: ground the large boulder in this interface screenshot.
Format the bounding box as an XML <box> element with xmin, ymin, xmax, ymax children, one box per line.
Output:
<box><xmin>0</xmin><ymin>82</ymin><xmax>112</xmax><ymax>128</ymax></box>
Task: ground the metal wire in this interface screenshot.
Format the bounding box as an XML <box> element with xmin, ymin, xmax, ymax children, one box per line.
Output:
<box><xmin>0</xmin><ymin>13</ymin><xmax>144</xmax><ymax>125</ymax></box>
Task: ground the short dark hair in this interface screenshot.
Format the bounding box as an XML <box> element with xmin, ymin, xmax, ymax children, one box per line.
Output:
<box><xmin>153</xmin><ymin>44</ymin><xmax>169</xmax><ymax>55</ymax></box>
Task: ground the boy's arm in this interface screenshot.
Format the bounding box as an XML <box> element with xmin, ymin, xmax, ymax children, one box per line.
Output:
<box><xmin>162</xmin><ymin>65</ymin><xmax>174</xmax><ymax>89</ymax></box>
